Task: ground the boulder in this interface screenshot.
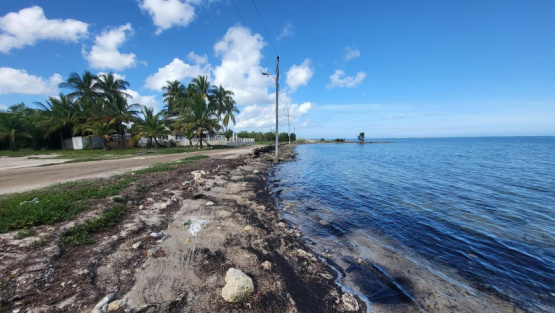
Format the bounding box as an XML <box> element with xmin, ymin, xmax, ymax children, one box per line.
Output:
<box><xmin>342</xmin><ymin>292</ymin><xmax>359</xmax><ymax>312</ymax></box>
<box><xmin>221</xmin><ymin>268</ymin><xmax>255</xmax><ymax>302</ymax></box>
<box><xmin>261</xmin><ymin>261</ymin><xmax>272</xmax><ymax>271</ymax></box>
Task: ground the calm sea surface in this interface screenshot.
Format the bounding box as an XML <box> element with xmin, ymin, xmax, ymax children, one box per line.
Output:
<box><xmin>273</xmin><ymin>137</ymin><xmax>555</xmax><ymax>312</ymax></box>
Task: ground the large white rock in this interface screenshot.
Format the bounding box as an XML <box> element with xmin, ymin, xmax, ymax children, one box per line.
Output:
<box><xmin>221</xmin><ymin>268</ymin><xmax>255</xmax><ymax>302</ymax></box>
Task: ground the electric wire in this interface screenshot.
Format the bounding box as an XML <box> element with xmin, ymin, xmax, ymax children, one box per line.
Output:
<box><xmin>250</xmin><ymin>0</ymin><xmax>279</xmax><ymax>56</ymax></box>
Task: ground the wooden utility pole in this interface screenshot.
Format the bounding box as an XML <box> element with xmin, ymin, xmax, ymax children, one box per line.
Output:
<box><xmin>275</xmin><ymin>56</ymin><xmax>279</xmax><ymax>158</ymax></box>
<box><xmin>287</xmin><ymin>106</ymin><xmax>291</xmax><ymax>144</ymax></box>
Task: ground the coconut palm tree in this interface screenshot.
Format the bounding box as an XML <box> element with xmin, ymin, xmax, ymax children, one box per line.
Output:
<box><xmin>36</xmin><ymin>94</ymin><xmax>78</xmax><ymax>149</ymax></box>
<box><xmin>97</xmin><ymin>72</ymin><xmax>130</xmax><ymax>102</ymax></box>
<box><xmin>82</xmin><ymin>121</ymin><xmax>116</xmax><ymax>150</ymax></box>
<box><xmin>105</xmin><ymin>94</ymin><xmax>139</xmax><ymax>148</ymax></box>
<box><xmin>0</xmin><ymin>112</ymin><xmax>31</xmax><ymax>151</ymax></box>
<box><xmin>190</xmin><ymin>75</ymin><xmax>211</xmax><ymax>99</ymax></box>
<box><xmin>131</xmin><ymin>106</ymin><xmax>170</xmax><ymax>148</ymax></box>
<box><xmin>221</xmin><ymin>98</ymin><xmax>239</xmax><ymax>130</ymax></box>
<box><xmin>59</xmin><ymin>71</ymin><xmax>100</xmax><ymax>113</ymax></box>
<box><xmin>162</xmin><ymin>80</ymin><xmax>186</xmax><ymax>117</ymax></box>
<box><xmin>181</xmin><ymin>93</ymin><xmax>220</xmax><ymax>148</ymax></box>
<box><xmin>209</xmin><ymin>85</ymin><xmax>233</xmax><ymax>121</ymax></box>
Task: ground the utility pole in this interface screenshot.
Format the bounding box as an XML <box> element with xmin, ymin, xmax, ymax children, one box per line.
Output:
<box><xmin>287</xmin><ymin>106</ymin><xmax>291</xmax><ymax>145</ymax></box>
<box><xmin>294</xmin><ymin>125</ymin><xmax>296</xmax><ymax>142</ymax></box>
<box><xmin>275</xmin><ymin>56</ymin><xmax>279</xmax><ymax>158</ymax></box>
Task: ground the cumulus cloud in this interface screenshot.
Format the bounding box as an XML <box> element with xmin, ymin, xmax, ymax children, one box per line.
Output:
<box><xmin>327</xmin><ymin>69</ymin><xmax>366</xmax><ymax>88</ymax></box>
<box><xmin>286</xmin><ymin>59</ymin><xmax>313</xmax><ymax>92</ymax></box>
<box><xmin>83</xmin><ymin>24</ymin><xmax>137</xmax><ymax>71</ymax></box>
<box><xmin>276</xmin><ymin>21</ymin><xmax>294</xmax><ymax>41</ymax></box>
<box><xmin>138</xmin><ymin>0</ymin><xmax>198</xmax><ymax>35</ymax></box>
<box><xmin>344</xmin><ymin>46</ymin><xmax>360</xmax><ymax>62</ymax></box>
<box><xmin>0</xmin><ymin>6</ymin><xmax>88</xmax><ymax>53</ymax></box>
<box><xmin>127</xmin><ymin>89</ymin><xmax>159</xmax><ymax>112</ymax></box>
<box><xmin>213</xmin><ymin>26</ymin><xmax>273</xmax><ymax>105</ymax></box>
<box><xmin>144</xmin><ymin>58</ymin><xmax>211</xmax><ymax>90</ymax></box>
<box><xmin>235</xmin><ymin>101</ymin><xmax>314</xmax><ymax>130</ymax></box>
<box><xmin>187</xmin><ymin>51</ymin><xmax>208</xmax><ymax>64</ymax></box>
<box><xmin>97</xmin><ymin>72</ymin><xmax>126</xmax><ymax>81</ymax></box>
<box><xmin>0</xmin><ymin>67</ymin><xmax>61</xmax><ymax>95</ymax></box>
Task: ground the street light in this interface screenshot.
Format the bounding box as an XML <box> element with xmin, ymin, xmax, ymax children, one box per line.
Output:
<box><xmin>262</xmin><ymin>56</ymin><xmax>279</xmax><ymax>158</ymax></box>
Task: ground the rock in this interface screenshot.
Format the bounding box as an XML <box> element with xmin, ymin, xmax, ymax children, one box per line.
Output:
<box><xmin>160</xmin><ymin>203</ymin><xmax>168</xmax><ymax>209</ymax></box>
<box><xmin>243</xmin><ymin>225</ymin><xmax>252</xmax><ymax>232</ymax></box>
<box><xmin>146</xmin><ymin>248</ymin><xmax>158</xmax><ymax>256</ymax></box>
<box><xmin>132</xmin><ymin>242</ymin><xmax>142</xmax><ymax>249</ymax></box>
<box><xmin>92</xmin><ymin>292</ymin><xmax>115</xmax><ymax>313</ymax></box>
<box><xmin>182</xmin><ymin>180</ymin><xmax>192</xmax><ymax>186</ymax></box>
<box><xmin>149</xmin><ymin>231</ymin><xmax>163</xmax><ymax>238</ymax></box>
<box><xmin>261</xmin><ymin>261</ymin><xmax>272</xmax><ymax>271</ymax></box>
<box><xmin>342</xmin><ymin>292</ymin><xmax>359</xmax><ymax>312</ymax></box>
<box><xmin>221</xmin><ymin>268</ymin><xmax>255</xmax><ymax>302</ymax></box>
<box><xmin>107</xmin><ymin>300</ymin><xmax>120</xmax><ymax>311</ymax></box>
<box><xmin>320</xmin><ymin>272</ymin><xmax>333</xmax><ymax>280</ymax></box>
<box><xmin>127</xmin><ymin>200</ymin><xmax>133</xmax><ymax>205</ymax></box>
<box><xmin>203</xmin><ymin>185</ymin><xmax>211</xmax><ymax>191</ymax></box>
<box><xmin>278</xmin><ymin>222</ymin><xmax>285</xmax><ymax>227</ymax></box>
<box><xmin>110</xmin><ymin>196</ymin><xmax>125</xmax><ymax>203</ymax></box>
<box><xmin>253</xmin><ymin>169</ymin><xmax>260</xmax><ymax>174</ymax></box>
<box><xmin>192</xmin><ymin>172</ymin><xmax>203</xmax><ymax>181</ymax></box>
<box><xmin>206</xmin><ymin>201</ymin><xmax>215</xmax><ymax>206</ymax></box>
<box><xmin>318</xmin><ymin>219</ymin><xmax>329</xmax><ymax>226</ymax></box>
<box><xmin>139</xmin><ymin>205</ymin><xmax>145</xmax><ymax>210</ymax></box>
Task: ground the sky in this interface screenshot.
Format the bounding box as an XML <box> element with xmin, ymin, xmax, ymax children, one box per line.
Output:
<box><xmin>0</xmin><ymin>0</ymin><xmax>554</xmax><ymax>139</ymax></box>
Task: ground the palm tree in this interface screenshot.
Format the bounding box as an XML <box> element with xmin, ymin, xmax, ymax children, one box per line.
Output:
<box><xmin>25</xmin><ymin>110</ymin><xmax>48</xmax><ymax>151</ymax></box>
<box><xmin>221</xmin><ymin>98</ymin><xmax>239</xmax><ymax>130</ymax></box>
<box><xmin>97</xmin><ymin>72</ymin><xmax>130</xmax><ymax>102</ymax></box>
<box><xmin>59</xmin><ymin>71</ymin><xmax>100</xmax><ymax>113</ymax></box>
<box><xmin>0</xmin><ymin>112</ymin><xmax>31</xmax><ymax>151</ymax></box>
<box><xmin>181</xmin><ymin>93</ymin><xmax>220</xmax><ymax>148</ymax></box>
<box><xmin>191</xmin><ymin>75</ymin><xmax>211</xmax><ymax>99</ymax></box>
<box><xmin>209</xmin><ymin>85</ymin><xmax>233</xmax><ymax>121</ymax></box>
<box><xmin>105</xmin><ymin>94</ymin><xmax>139</xmax><ymax>148</ymax></box>
<box><xmin>82</xmin><ymin>121</ymin><xmax>116</xmax><ymax>150</ymax></box>
<box><xmin>162</xmin><ymin>80</ymin><xmax>186</xmax><ymax>116</ymax></box>
<box><xmin>131</xmin><ymin>106</ymin><xmax>170</xmax><ymax>148</ymax></box>
<box><xmin>36</xmin><ymin>94</ymin><xmax>78</xmax><ymax>149</ymax></box>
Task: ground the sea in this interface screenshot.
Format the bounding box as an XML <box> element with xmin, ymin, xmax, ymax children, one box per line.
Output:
<box><xmin>271</xmin><ymin>137</ymin><xmax>555</xmax><ymax>312</ymax></box>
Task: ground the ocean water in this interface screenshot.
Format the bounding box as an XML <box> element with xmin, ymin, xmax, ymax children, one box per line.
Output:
<box><xmin>272</xmin><ymin>137</ymin><xmax>555</xmax><ymax>312</ymax></box>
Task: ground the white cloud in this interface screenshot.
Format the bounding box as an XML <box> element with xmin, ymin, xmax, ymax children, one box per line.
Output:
<box><xmin>276</xmin><ymin>21</ymin><xmax>294</xmax><ymax>41</ymax></box>
<box><xmin>344</xmin><ymin>46</ymin><xmax>360</xmax><ymax>62</ymax></box>
<box><xmin>127</xmin><ymin>89</ymin><xmax>159</xmax><ymax>112</ymax></box>
<box><xmin>213</xmin><ymin>26</ymin><xmax>273</xmax><ymax>105</ymax></box>
<box><xmin>0</xmin><ymin>6</ymin><xmax>88</xmax><ymax>53</ymax></box>
<box><xmin>327</xmin><ymin>69</ymin><xmax>366</xmax><ymax>88</ymax></box>
<box><xmin>0</xmin><ymin>104</ymin><xmax>8</xmax><ymax>112</ymax></box>
<box><xmin>286</xmin><ymin>59</ymin><xmax>313</xmax><ymax>92</ymax></box>
<box><xmin>83</xmin><ymin>24</ymin><xmax>137</xmax><ymax>71</ymax></box>
<box><xmin>138</xmin><ymin>0</ymin><xmax>196</xmax><ymax>35</ymax></box>
<box><xmin>187</xmin><ymin>51</ymin><xmax>208</xmax><ymax>64</ymax></box>
<box><xmin>0</xmin><ymin>67</ymin><xmax>61</xmax><ymax>95</ymax></box>
<box><xmin>144</xmin><ymin>58</ymin><xmax>212</xmax><ymax>90</ymax></box>
<box><xmin>235</xmin><ymin>101</ymin><xmax>314</xmax><ymax>130</ymax></box>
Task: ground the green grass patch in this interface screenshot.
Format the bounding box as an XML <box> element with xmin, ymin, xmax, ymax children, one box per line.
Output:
<box><xmin>134</xmin><ymin>155</ymin><xmax>209</xmax><ymax>174</ymax></box>
<box><xmin>0</xmin><ymin>177</ymin><xmax>134</xmax><ymax>233</ymax></box>
<box><xmin>31</xmin><ymin>237</ymin><xmax>49</xmax><ymax>249</ymax></box>
<box><xmin>62</xmin><ymin>205</ymin><xmax>126</xmax><ymax>247</ymax></box>
<box><xmin>13</xmin><ymin>228</ymin><xmax>37</xmax><ymax>240</ymax></box>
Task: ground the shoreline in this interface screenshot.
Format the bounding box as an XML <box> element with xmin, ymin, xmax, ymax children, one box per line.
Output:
<box><xmin>0</xmin><ymin>150</ymin><xmax>365</xmax><ymax>312</ymax></box>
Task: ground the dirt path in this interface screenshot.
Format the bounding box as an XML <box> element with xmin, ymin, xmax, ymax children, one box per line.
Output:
<box><xmin>0</xmin><ymin>146</ymin><xmax>262</xmax><ymax>196</ymax></box>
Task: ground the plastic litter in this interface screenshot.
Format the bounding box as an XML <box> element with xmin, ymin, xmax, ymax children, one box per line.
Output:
<box><xmin>20</xmin><ymin>197</ymin><xmax>39</xmax><ymax>205</ymax></box>
<box><xmin>186</xmin><ymin>219</ymin><xmax>209</xmax><ymax>236</ymax></box>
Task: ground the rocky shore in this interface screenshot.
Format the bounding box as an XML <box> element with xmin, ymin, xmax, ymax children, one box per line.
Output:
<box><xmin>0</xmin><ymin>147</ymin><xmax>364</xmax><ymax>312</ymax></box>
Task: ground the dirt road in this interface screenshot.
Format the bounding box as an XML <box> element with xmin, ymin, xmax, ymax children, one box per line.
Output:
<box><xmin>0</xmin><ymin>146</ymin><xmax>261</xmax><ymax>195</ymax></box>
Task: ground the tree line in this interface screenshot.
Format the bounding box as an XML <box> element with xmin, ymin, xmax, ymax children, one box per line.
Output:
<box><xmin>235</xmin><ymin>131</ymin><xmax>296</xmax><ymax>143</ymax></box>
<box><xmin>0</xmin><ymin>72</ymin><xmax>239</xmax><ymax>151</ymax></box>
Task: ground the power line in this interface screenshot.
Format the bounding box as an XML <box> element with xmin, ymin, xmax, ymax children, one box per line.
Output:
<box><xmin>250</xmin><ymin>0</ymin><xmax>279</xmax><ymax>56</ymax></box>
<box><xmin>230</xmin><ymin>0</ymin><xmax>275</xmax><ymax>72</ymax></box>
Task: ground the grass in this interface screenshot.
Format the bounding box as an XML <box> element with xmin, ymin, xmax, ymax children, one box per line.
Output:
<box><xmin>0</xmin><ymin>145</ymin><xmax>230</xmax><ymax>162</ymax></box>
<box><xmin>31</xmin><ymin>237</ymin><xmax>49</xmax><ymax>249</ymax></box>
<box><xmin>62</xmin><ymin>205</ymin><xmax>125</xmax><ymax>246</ymax></box>
<box><xmin>13</xmin><ymin>228</ymin><xmax>37</xmax><ymax>240</ymax></box>
<box><xmin>0</xmin><ymin>177</ymin><xmax>134</xmax><ymax>233</ymax></box>
<box><xmin>133</xmin><ymin>155</ymin><xmax>208</xmax><ymax>174</ymax></box>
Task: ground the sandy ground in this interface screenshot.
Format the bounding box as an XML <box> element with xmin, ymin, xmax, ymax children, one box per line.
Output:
<box><xmin>0</xmin><ymin>146</ymin><xmax>260</xmax><ymax>196</ymax></box>
<box><xmin>0</xmin><ymin>156</ymin><xmax>70</xmax><ymax>171</ymax></box>
<box><xmin>0</xmin><ymin>150</ymin><xmax>365</xmax><ymax>312</ymax></box>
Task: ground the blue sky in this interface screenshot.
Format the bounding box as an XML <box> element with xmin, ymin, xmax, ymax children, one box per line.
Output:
<box><xmin>0</xmin><ymin>0</ymin><xmax>554</xmax><ymax>139</ymax></box>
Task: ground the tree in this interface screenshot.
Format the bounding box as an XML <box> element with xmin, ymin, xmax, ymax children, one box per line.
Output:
<box><xmin>224</xmin><ymin>129</ymin><xmax>234</xmax><ymax>140</ymax></box>
<box><xmin>82</xmin><ymin>121</ymin><xmax>116</xmax><ymax>150</ymax></box>
<box><xmin>162</xmin><ymin>80</ymin><xmax>186</xmax><ymax>116</ymax></box>
<box><xmin>191</xmin><ymin>75</ymin><xmax>210</xmax><ymax>99</ymax></box>
<box><xmin>97</xmin><ymin>72</ymin><xmax>130</xmax><ymax>102</ymax></box>
<box><xmin>59</xmin><ymin>71</ymin><xmax>100</xmax><ymax>113</ymax></box>
<box><xmin>209</xmin><ymin>85</ymin><xmax>236</xmax><ymax>127</ymax></box>
<box><xmin>36</xmin><ymin>94</ymin><xmax>78</xmax><ymax>149</ymax></box>
<box><xmin>105</xmin><ymin>94</ymin><xmax>139</xmax><ymax>147</ymax></box>
<box><xmin>131</xmin><ymin>106</ymin><xmax>170</xmax><ymax>148</ymax></box>
<box><xmin>180</xmin><ymin>93</ymin><xmax>220</xmax><ymax>148</ymax></box>
<box><xmin>0</xmin><ymin>112</ymin><xmax>31</xmax><ymax>151</ymax></box>
<box><xmin>358</xmin><ymin>132</ymin><xmax>365</xmax><ymax>143</ymax></box>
